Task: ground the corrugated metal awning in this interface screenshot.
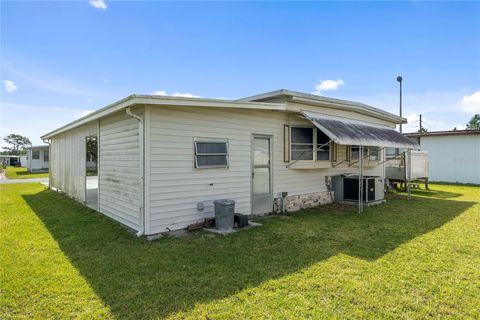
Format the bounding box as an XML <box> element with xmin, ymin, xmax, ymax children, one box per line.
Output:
<box><xmin>301</xmin><ymin>111</ymin><xmax>418</xmax><ymax>149</ymax></box>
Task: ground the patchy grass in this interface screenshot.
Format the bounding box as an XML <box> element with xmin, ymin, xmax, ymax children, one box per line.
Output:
<box><xmin>3</xmin><ymin>166</ymin><xmax>49</xmax><ymax>179</ymax></box>
<box><xmin>1</xmin><ymin>183</ymin><xmax>479</xmax><ymax>319</ymax></box>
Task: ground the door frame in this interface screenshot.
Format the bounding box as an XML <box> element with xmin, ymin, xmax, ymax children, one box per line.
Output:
<box><xmin>251</xmin><ymin>134</ymin><xmax>274</xmax><ymax>215</ymax></box>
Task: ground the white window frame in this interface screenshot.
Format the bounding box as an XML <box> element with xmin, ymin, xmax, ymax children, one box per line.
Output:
<box><xmin>290</xmin><ymin>127</ymin><xmax>332</xmax><ymax>162</ymax></box>
<box><xmin>369</xmin><ymin>147</ymin><xmax>380</xmax><ymax>161</ymax></box>
<box><xmin>193</xmin><ymin>138</ymin><xmax>229</xmax><ymax>169</ymax></box>
<box><xmin>349</xmin><ymin>146</ymin><xmax>368</xmax><ymax>162</ymax></box>
<box><xmin>32</xmin><ymin>150</ymin><xmax>40</xmax><ymax>160</ymax></box>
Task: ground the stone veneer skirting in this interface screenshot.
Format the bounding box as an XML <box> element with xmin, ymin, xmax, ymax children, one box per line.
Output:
<box><xmin>274</xmin><ymin>191</ymin><xmax>334</xmax><ymax>213</ymax></box>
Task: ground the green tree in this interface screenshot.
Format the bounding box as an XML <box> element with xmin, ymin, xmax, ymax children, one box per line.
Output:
<box><xmin>2</xmin><ymin>134</ymin><xmax>31</xmax><ymax>155</ymax></box>
<box><xmin>466</xmin><ymin>114</ymin><xmax>480</xmax><ymax>130</ymax></box>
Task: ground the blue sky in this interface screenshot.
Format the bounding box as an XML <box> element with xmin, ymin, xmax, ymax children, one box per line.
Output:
<box><xmin>1</xmin><ymin>1</ymin><xmax>479</xmax><ymax>145</ymax></box>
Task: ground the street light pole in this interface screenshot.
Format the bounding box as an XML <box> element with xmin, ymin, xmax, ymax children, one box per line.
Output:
<box><xmin>396</xmin><ymin>76</ymin><xmax>403</xmax><ymax>133</ymax></box>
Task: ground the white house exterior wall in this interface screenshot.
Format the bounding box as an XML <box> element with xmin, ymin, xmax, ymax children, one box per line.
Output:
<box><xmin>420</xmin><ymin>134</ymin><xmax>480</xmax><ymax>184</ymax></box>
<box><xmin>27</xmin><ymin>148</ymin><xmax>49</xmax><ymax>171</ymax></box>
<box><xmin>98</xmin><ymin>111</ymin><xmax>142</xmax><ymax>231</ymax></box>
<box><xmin>49</xmin><ymin>123</ymin><xmax>97</xmax><ymax>202</ymax></box>
<box><xmin>147</xmin><ymin>106</ymin><xmax>384</xmax><ymax>234</ymax></box>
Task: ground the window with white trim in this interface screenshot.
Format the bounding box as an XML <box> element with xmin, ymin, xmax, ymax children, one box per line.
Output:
<box><xmin>194</xmin><ymin>139</ymin><xmax>228</xmax><ymax>168</ymax></box>
<box><xmin>44</xmin><ymin>150</ymin><xmax>49</xmax><ymax>162</ymax></box>
<box><xmin>291</xmin><ymin>127</ymin><xmax>314</xmax><ymax>160</ymax></box>
<box><xmin>32</xmin><ymin>150</ymin><xmax>40</xmax><ymax>160</ymax></box>
<box><xmin>349</xmin><ymin>146</ymin><xmax>368</xmax><ymax>161</ymax></box>
<box><xmin>316</xmin><ymin>129</ymin><xmax>330</xmax><ymax>160</ymax></box>
<box><xmin>369</xmin><ymin>147</ymin><xmax>380</xmax><ymax>161</ymax></box>
<box><xmin>290</xmin><ymin>127</ymin><xmax>331</xmax><ymax>161</ymax></box>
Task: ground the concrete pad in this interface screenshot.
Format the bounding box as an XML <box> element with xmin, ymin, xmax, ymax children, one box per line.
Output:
<box><xmin>203</xmin><ymin>221</ymin><xmax>262</xmax><ymax>235</ymax></box>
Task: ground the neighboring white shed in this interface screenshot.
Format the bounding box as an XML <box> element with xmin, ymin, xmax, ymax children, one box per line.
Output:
<box><xmin>41</xmin><ymin>90</ymin><xmax>417</xmax><ymax>237</ymax></box>
<box><xmin>406</xmin><ymin>130</ymin><xmax>480</xmax><ymax>184</ymax></box>
<box><xmin>26</xmin><ymin>145</ymin><xmax>49</xmax><ymax>172</ymax></box>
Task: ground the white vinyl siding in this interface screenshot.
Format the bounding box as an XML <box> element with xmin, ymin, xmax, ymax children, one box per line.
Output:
<box><xmin>49</xmin><ymin>123</ymin><xmax>97</xmax><ymax>202</ymax></box>
<box><xmin>99</xmin><ymin>111</ymin><xmax>142</xmax><ymax>231</ymax></box>
<box><xmin>26</xmin><ymin>147</ymin><xmax>50</xmax><ymax>171</ymax></box>
<box><xmin>147</xmin><ymin>106</ymin><xmax>385</xmax><ymax>234</ymax></box>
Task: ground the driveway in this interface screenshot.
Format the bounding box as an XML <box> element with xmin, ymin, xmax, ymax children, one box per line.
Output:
<box><xmin>0</xmin><ymin>177</ymin><xmax>49</xmax><ymax>186</ymax></box>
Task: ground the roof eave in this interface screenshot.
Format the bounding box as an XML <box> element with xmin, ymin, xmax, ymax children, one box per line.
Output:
<box><xmin>289</xmin><ymin>96</ymin><xmax>406</xmax><ymax>124</ymax></box>
<box><xmin>41</xmin><ymin>95</ymin><xmax>286</xmax><ymax>139</ymax></box>
<box><xmin>239</xmin><ymin>89</ymin><xmax>406</xmax><ymax>124</ymax></box>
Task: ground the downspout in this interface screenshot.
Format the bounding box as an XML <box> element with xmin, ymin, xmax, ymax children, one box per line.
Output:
<box><xmin>126</xmin><ymin>107</ymin><xmax>145</xmax><ymax>237</ymax></box>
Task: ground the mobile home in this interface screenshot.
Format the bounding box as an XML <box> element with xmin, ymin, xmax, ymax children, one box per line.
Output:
<box><xmin>41</xmin><ymin>90</ymin><xmax>417</xmax><ymax>236</ymax></box>
<box><xmin>26</xmin><ymin>145</ymin><xmax>49</xmax><ymax>172</ymax></box>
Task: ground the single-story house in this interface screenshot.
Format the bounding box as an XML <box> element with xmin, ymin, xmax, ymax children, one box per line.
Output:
<box><xmin>0</xmin><ymin>154</ymin><xmax>26</xmax><ymax>167</ymax></box>
<box><xmin>26</xmin><ymin>145</ymin><xmax>49</xmax><ymax>172</ymax></box>
<box><xmin>41</xmin><ymin>89</ymin><xmax>417</xmax><ymax>236</ymax></box>
<box><xmin>405</xmin><ymin>129</ymin><xmax>480</xmax><ymax>184</ymax></box>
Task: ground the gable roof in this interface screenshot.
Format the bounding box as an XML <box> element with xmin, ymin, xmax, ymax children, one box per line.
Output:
<box><xmin>41</xmin><ymin>89</ymin><xmax>406</xmax><ymax>140</ymax></box>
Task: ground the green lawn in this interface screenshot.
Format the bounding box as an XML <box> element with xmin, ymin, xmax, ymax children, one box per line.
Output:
<box><xmin>1</xmin><ymin>183</ymin><xmax>479</xmax><ymax>319</ymax></box>
<box><xmin>3</xmin><ymin>166</ymin><xmax>49</xmax><ymax>179</ymax></box>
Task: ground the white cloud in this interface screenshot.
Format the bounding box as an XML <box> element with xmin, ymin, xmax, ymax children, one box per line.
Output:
<box><xmin>314</xmin><ymin>79</ymin><xmax>344</xmax><ymax>95</ymax></box>
<box><xmin>87</xmin><ymin>98</ymin><xmax>93</xmax><ymax>102</ymax></box>
<box><xmin>172</xmin><ymin>92</ymin><xmax>201</xmax><ymax>98</ymax></box>
<box><xmin>2</xmin><ymin>80</ymin><xmax>18</xmax><ymax>93</ymax></box>
<box><xmin>458</xmin><ymin>91</ymin><xmax>480</xmax><ymax>113</ymax></box>
<box><xmin>102</xmin><ymin>79</ymin><xmax>109</xmax><ymax>84</ymax></box>
<box><xmin>77</xmin><ymin>110</ymin><xmax>94</xmax><ymax>118</ymax></box>
<box><xmin>89</xmin><ymin>0</ymin><xmax>107</xmax><ymax>10</ymax></box>
<box><xmin>150</xmin><ymin>90</ymin><xmax>201</xmax><ymax>98</ymax></box>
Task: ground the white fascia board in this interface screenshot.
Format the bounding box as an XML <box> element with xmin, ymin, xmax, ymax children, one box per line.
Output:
<box><xmin>41</xmin><ymin>95</ymin><xmax>285</xmax><ymax>139</ymax></box>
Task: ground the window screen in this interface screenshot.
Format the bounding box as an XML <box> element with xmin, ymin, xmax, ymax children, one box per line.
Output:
<box><xmin>194</xmin><ymin>141</ymin><xmax>228</xmax><ymax>168</ymax></box>
<box><xmin>291</xmin><ymin>127</ymin><xmax>313</xmax><ymax>160</ymax></box>
<box><xmin>32</xmin><ymin>150</ymin><xmax>40</xmax><ymax>160</ymax></box>
<box><xmin>369</xmin><ymin>147</ymin><xmax>380</xmax><ymax>161</ymax></box>
<box><xmin>44</xmin><ymin>150</ymin><xmax>49</xmax><ymax>162</ymax></box>
<box><xmin>316</xmin><ymin>129</ymin><xmax>330</xmax><ymax>161</ymax></box>
<box><xmin>386</xmin><ymin>147</ymin><xmax>398</xmax><ymax>156</ymax></box>
<box><xmin>350</xmin><ymin>146</ymin><xmax>368</xmax><ymax>161</ymax></box>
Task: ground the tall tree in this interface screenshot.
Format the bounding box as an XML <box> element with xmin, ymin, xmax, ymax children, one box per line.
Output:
<box><xmin>466</xmin><ymin>114</ymin><xmax>480</xmax><ymax>130</ymax></box>
<box><xmin>2</xmin><ymin>134</ymin><xmax>31</xmax><ymax>155</ymax></box>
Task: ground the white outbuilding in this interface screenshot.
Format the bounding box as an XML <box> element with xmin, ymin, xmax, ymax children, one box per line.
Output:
<box><xmin>406</xmin><ymin>130</ymin><xmax>480</xmax><ymax>184</ymax></box>
<box><xmin>41</xmin><ymin>89</ymin><xmax>417</xmax><ymax>237</ymax></box>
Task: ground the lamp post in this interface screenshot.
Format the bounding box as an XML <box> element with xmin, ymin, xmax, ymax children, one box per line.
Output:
<box><xmin>396</xmin><ymin>76</ymin><xmax>403</xmax><ymax>133</ymax></box>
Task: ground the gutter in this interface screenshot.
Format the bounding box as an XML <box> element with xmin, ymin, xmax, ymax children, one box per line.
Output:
<box><xmin>125</xmin><ymin>107</ymin><xmax>145</xmax><ymax>237</ymax></box>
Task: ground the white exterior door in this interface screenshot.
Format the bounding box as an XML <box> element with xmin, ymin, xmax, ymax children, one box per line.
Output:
<box><xmin>252</xmin><ymin>136</ymin><xmax>272</xmax><ymax>215</ymax></box>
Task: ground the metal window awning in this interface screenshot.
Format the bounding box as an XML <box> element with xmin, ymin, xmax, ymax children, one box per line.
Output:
<box><xmin>301</xmin><ymin>111</ymin><xmax>418</xmax><ymax>149</ymax></box>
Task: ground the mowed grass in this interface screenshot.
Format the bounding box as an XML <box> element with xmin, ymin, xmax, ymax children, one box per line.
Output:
<box><xmin>3</xmin><ymin>166</ymin><xmax>49</xmax><ymax>179</ymax></box>
<box><xmin>1</xmin><ymin>183</ymin><xmax>479</xmax><ymax>319</ymax></box>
